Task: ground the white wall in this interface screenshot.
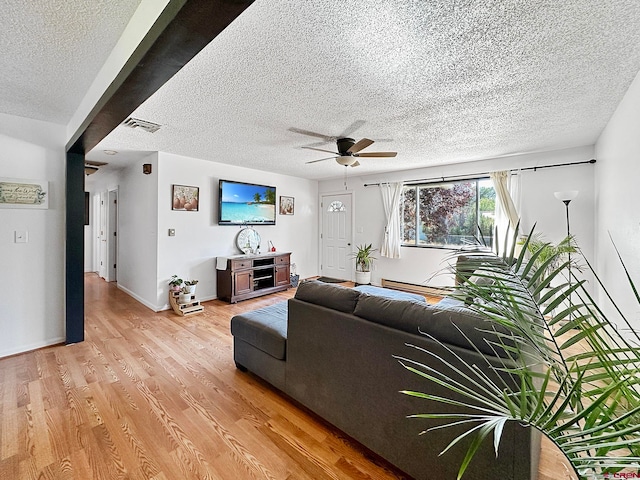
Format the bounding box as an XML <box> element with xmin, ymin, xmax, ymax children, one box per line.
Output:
<box><xmin>318</xmin><ymin>146</ymin><xmax>595</xmax><ymax>288</ymax></box>
<box><xmin>155</xmin><ymin>152</ymin><xmax>318</xmax><ymax>310</ymax></box>
<box><xmin>82</xmin><ymin>151</ymin><xmax>318</xmax><ymax>312</ymax></box>
<box><xmin>595</xmin><ymin>70</ymin><xmax>640</xmax><ymax>335</ymax></box>
<box><xmin>0</xmin><ymin>113</ymin><xmax>66</xmax><ymax>357</ymax></box>
<box><xmin>116</xmin><ymin>153</ymin><xmax>160</xmax><ymax>309</ymax></box>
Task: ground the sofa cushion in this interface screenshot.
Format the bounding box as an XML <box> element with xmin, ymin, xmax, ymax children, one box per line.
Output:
<box><xmin>353</xmin><ymin>285</ymin><xmax>426</xmax><ymax>302</ymax></box>
<box><xmin>354</xmin><ymin>295</ymin><xmax>435</xmax><ymax>333</ymax></box>
<box><xmin>230</xmin><ymin>302</ymin><xmax>288</xmax><ymax>360</ymax></box>
<box><xmin>295</xmin><ymin>280</ymin><xmax>361</xmax><ymax>314</ymax></box>
<box><xmin>354</xmin><ymin>295</ymin><xmax>513</xmax><ymax>358</ymax></box>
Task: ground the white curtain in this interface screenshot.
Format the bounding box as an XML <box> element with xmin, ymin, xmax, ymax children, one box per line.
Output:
<box><xmin>379</xmin><ymin>182</ymin><xmax>403</xmax><ymax>258</ymax></box>
<box><xmin>490</xmin><ymin>170</ymin><xmax>520</xmax><ymax>239</ymax></box>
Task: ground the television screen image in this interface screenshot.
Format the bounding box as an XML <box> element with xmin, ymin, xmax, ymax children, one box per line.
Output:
<box><xmin>218</xmin><ymin>180</ymin><xmax>276</xmax><ymax>225</ymax></box>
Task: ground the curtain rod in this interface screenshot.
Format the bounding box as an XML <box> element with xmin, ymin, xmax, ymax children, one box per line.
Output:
<box><xmin>363</xmin><ymin>158</ymin><xmax>596</xmax><ymax>187</ymax></box>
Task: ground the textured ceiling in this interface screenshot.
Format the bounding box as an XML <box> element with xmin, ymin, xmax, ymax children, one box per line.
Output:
<box><xmin>6</xmin><ymin>1</ymin><xmax>640</xmax><ymax>180</ymax></box>
<box><xmin>0</xmin><ymin>0</ymin><xmax>141</xmax><ymax>124</ymax></box>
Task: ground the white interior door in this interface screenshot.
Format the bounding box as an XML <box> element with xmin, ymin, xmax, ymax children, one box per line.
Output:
<box><xmin>107</xmin><ymin>189</ymin><xmax>118</xmax><ymax>282</ymax></box>
<box><xmin>98</xmin><ymin>191</ymin><xmax>108</xmax><ymax>279</ymax></box>
<box><xmin>92</xmin><ymin>193</ymin><xmax>100</xmax><ymax>272</ymax></box>
<box><xmin>320</xmin><ymin>193</ymin><xmax>352</xmax><ymax>280</ymax></box>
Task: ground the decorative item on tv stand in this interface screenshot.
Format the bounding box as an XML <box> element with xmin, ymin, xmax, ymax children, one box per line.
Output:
<box><xmin>236</xmin><ymin>227</ymin><xmax>260</xmax><ymax>255</ymax></box>
<box><xmin>290</xmin><ymin>263</ymin><xmax>299</xmax><ymax>287</ymax></box>
<box><xmin>352</xmin><ymin>243</ymin><xmax>376</xmax><ymax>285</ymax></box>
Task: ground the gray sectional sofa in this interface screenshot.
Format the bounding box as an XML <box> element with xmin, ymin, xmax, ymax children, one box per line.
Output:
<box><xmin>231</xmin><ymin>280</ymin><xmax>539</xmax><ymax>480</ymax></box>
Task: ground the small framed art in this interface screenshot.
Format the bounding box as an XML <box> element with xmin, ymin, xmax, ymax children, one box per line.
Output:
<box><xmin>172</xmin><ymin>184</ymin><xmax>199</xmax><ymax>211</ymax></box>
<box><xmin>279</xmin><ymin>196</ymin><xmax>294</xmax><ymax>215</ymax></box>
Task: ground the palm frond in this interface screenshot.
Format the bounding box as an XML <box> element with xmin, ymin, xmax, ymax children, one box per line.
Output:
<box><xmin>401</xmin><ymin>225</ymin><xmax>640</xmax><ymax>479</ymax></box>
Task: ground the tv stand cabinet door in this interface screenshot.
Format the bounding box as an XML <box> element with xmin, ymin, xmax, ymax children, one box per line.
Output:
<box><xmin>234</xmin><ymin>271</ymin><xmax>253</xmax><ymax>297</ymax></box>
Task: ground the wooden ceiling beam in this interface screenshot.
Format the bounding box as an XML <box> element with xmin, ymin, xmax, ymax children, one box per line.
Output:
<box><xmin>67</xmin><ymin>0</ymin><xmax>255</xmax><ymax>154</ymax></box>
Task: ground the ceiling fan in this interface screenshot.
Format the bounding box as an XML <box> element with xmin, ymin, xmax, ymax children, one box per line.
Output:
<box><xmin>85</xmin><ymin>160</ymin><xmax>108</xmax><ymax>175</ymax></box>
<box><xmin>304</xmin><ymin>137</ymin><xmax>397</xmax><ymax>167</ymax></box>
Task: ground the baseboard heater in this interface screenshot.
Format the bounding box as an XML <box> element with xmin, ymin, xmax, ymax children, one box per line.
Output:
<box><xmin>381</xmin><ymin>279</ymin><xmax>452</xmax><ymax>297</ymax></box>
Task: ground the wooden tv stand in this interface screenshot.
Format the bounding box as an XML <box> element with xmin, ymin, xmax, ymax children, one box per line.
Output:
<box><xmin>216</xmin><ymin>252</ymin><xmax>291</xmax><ymax>303</ymax></box>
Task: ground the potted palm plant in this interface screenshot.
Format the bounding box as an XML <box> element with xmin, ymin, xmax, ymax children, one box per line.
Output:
<box><xmin>352</xmin><ymin>243</ymin><xmax>376</xmax><ymax>285</ymax></box>
<box><xmin>398</xmin><ymin>226</ymin><xmax>640</xmax><ymax>479</ymax></box>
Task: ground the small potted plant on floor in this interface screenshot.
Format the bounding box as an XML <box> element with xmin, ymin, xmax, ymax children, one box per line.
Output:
<box><xmin>184</xmin><ymin>279</ymin><xmax>198</xmax><ymax>295</ymax></box>
<box><xmin>169</xmin><ymin>275</ymin><xmax>183</xmax><ymax>292</ymax></box>
<box><xmin>352</xmin><ymin>244</ymin><xmax>376</xmax><ymax>285</ymax></box>
<box><xmin>179</xmin><ymin>286</ymin><xmax>193</xmax><ymax>304</ymax></box>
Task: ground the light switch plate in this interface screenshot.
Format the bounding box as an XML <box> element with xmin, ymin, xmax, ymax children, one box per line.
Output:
<box><xmin>168</xmin><ymin>229</ymin><xmax>175</xmax><ymax>236</ymax></box>
<box><xmin>15</xmin><ymin>231</ymin><xmax>28</xmax><ymax>243</ymax></box>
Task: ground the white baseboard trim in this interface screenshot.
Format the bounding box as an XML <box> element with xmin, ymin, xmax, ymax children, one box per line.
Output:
<box><xmin>116</xmin><ymin>284</ymin><xmax>161</xmax><ymax>312</ymax></box>
<box><xmin>0</xmin><ymin>337</ymin><xmax>66</xmax><ymax>359</ymax></box>
<box><xmin>117</xmin><ymin>285</ymin><xmax>218</xmax><ymax>312</ymax></box>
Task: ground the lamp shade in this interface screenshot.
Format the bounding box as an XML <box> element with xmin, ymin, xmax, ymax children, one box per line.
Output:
<box><xmin>554</xmin><ymin>190</ymin><xmax>579</xmax><ymax>202</ymax></box>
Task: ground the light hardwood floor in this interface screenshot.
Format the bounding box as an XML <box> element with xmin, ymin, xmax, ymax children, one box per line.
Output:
<box><xmin>0</xmin><ymin>274</ymin><xmax>565</xmax><ymax>479</ymax></box>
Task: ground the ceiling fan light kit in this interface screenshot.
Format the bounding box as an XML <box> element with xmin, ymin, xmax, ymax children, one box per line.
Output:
<box><xmin>84</xmin><ymin>159</ymin><xmax>108</xmax><ymax>175</ymax></box>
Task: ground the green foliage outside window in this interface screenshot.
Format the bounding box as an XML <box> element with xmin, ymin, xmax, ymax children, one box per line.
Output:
<box><xmin>402</xmin><ymin>178</ymin><xmax>495</xmax><ymax>248</ymax></box>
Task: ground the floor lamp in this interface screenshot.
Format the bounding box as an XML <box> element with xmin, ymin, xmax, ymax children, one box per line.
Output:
<box><xmin>554</xmin><ymin>190</ymin><xmax>578</xmax><ymax>321</ymax></box>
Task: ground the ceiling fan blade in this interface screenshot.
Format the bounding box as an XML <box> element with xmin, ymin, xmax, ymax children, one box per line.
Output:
<box><xmin>289</xmin><ymin>127</ymin><xmax>336</xmax><ymax>142</ymax></box>
<box><xmin>301</xmin><ymin>146</ymin><xmax>339</xmax><ymax>154</ymax></box>
<box><xmin>348</xmin><ymin>138</ymin><xmax>374</xmax><ymax>154</ymax></box>
<box><xmin>306</xmin><ymin>156</ymin><xmax>338</xmax><ymax>164</ymax></box>
<box><xmin>354</xmin><ymin>152</ymin><xmax>397</xmax><ymax>158</ymax></box>
<box><xmin>350</xmin><ymin>161</ymin><xmax>361</xmax><ymax>167</ymax></box>
<box><xmin>339</xmin><ymin>120</ymin><xmax>366</xmax><ymax>138</ymax></box>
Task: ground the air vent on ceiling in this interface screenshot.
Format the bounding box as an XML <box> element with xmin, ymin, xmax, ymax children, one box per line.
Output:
<box><xmin>122</xmin><ymin>117</ymin><xmax>162</xmax><ymax>133</ymax></box>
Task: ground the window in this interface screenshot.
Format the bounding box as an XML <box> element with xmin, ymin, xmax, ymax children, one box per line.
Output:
<box><xmin>327</xmin><ymin>200</ymin><xmax>346</xmax><ymax>212</ymax></box>
<box><xmin>401</xmin><ymin>178</ymin><xmax>495</xmax><ymax>248</ymax></box>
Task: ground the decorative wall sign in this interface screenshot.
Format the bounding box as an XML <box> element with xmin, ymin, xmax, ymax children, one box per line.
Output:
<box><xmin>172</xmin><ymin>184</ymin><xmax>199</xmax><ymax>211</ymax></box>
<box><xmin>279</xmin><ymin>196</ymin><xmax>294</xmax><ymax>215</ymax></box>
<box><xmin>0</xmin><ymin>178</ymin><xmax>49</xmax><ymax>209</ymax></box>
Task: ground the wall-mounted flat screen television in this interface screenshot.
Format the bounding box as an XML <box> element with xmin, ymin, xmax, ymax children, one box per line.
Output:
<box><xmin>218</xmin><ymin>179</ymin><xmax>276</xmax><ymax>225</ymax></box>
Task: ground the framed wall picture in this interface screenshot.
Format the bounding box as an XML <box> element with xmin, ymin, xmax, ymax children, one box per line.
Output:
<box><xmin>279</xmin><ymin>196</ymin><xmax>294</xmax><ymax>215</ymax></box>
<box><xmin>172</xmin><ymin>185</ymin><xmax>199</xmax><ymax>211</ymax></box>
<box><xmin>0</xmin><ymin>177</ymin><xmax>49</xmax><ymax>209</ymax></box>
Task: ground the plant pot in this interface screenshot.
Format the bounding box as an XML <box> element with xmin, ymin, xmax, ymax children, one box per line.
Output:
<box><xmin>355</xmin><ymin>270</ymin><xmax>371</xmax><ymax>286</ymax></box>
<box><xmin>186</xmin><ymin>285</ymin><xmax>196</xmax><ymax>295</ymax></box>
<box><xmin>179</xmin><ymin>292</ymin><xmax>192</xmax><ymax>303</ymax></box>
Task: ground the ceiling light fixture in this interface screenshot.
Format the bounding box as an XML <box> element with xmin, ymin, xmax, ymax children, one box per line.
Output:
<box><xmin>103</xmin><ymin>150</ymin><xmax>118</xmax><ymax>155</ymax></box>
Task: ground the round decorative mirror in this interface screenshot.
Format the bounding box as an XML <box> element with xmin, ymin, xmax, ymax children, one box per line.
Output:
<box><xmin>236</xmin><ymin>227</ymin><xmax>261</xmax><ymax>254</ymax></box>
